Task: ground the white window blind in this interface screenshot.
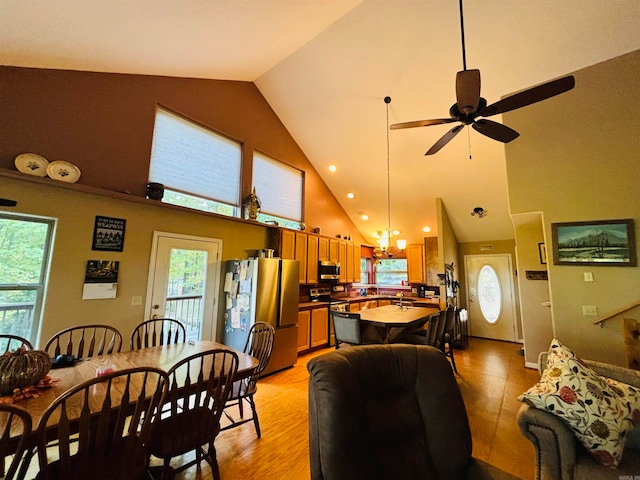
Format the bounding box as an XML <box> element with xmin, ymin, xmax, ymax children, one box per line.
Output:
<box><xmin>253</xmin><ymin>152</ymin><xmax>303</xmax><ymax>222</ymax></box>
<box><xmin>149</xmin><ymin>107</ymin><xmax>241</xmax><ymax>207</ymax></box>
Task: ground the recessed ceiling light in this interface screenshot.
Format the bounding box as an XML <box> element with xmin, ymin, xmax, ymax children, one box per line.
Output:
<box><xmin>422</xmin><ymin>226</ymin><xmax>431</xmax><ymax>233</ymax></box>
<box><xmin>361</xmin><ymin>214</ymin><xmax>369</xmax><ymax>221</ymax></box>
<box><xmin>347</xmin><ymin>192</ymin><xmax>355</xmax><ymax>199</ymax></box>
<box><xmin>328</xmin><ymin>165</ymin><xmax>337</xmax><ymax>172</ymax></box>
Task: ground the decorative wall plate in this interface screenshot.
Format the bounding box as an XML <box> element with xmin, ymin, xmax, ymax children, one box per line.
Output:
<box><xmin>14</xmin><ymin>153</ymin><xmax>49</xmax><ymax>177</ymax></box>
<box><xmin>47</xmin><ymin>160</ymin><xmax>81</xmax><ymax>183</ymax></box>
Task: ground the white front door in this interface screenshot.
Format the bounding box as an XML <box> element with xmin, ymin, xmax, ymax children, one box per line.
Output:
<box><xmin>464</xmin><ymin>254</ymin><xmax>517</xmax><ymax>342</ymax></box>
<box><xmin>146</xmin><ymin>232</ymin><xmax>222</xmax><ymax>341</ymax></box>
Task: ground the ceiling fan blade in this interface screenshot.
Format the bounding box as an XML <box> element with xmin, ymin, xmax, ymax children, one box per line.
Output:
<box><xmin>472</xmin><ymin>119</ymin><xmax>519</xmax><ymax>143</ymax></box>
<box><xmin>425</xmin><ymin>124</ymin><xmax>464</xmax><ymax>155</ymax></box>
<box><xmin>390</xmin><ymin>118</ymin><xmax>457</xmax><ymax>130</ymax></box>
<box><xmin>456</xmin><ymin>69</ymin><xmax>481</xmax><ymax>114</ymax></box>
<box><xmin>478</xmin><ymin>75</ymin><xmax>575</xmax><ymax>117</ymax></box>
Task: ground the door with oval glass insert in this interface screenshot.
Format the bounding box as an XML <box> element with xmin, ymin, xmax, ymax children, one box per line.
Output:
<box><xmin>464</xmin><ymin>254</ymin><xmax>517</xmax><ymax>341</ymax></box>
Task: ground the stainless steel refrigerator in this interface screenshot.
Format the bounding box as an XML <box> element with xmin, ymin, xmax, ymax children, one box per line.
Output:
<box><xmin>221</xmin><ymin>257</ymin><xmax>299</xmax><ymax>375</ymax></box>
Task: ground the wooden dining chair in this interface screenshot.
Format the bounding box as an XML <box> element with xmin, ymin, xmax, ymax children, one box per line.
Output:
<box><xmin>442</xmin><ymin>307</ymin><xmax>458</xmax><ymax>373</ymax></box>
<box><xmin>130</xmin><ymin>318</ymin><xmax>186</xmax><ymax>350</ymax></box>
<box><xmin>148</xmin><ymin>348</ymin><xmax>238</xmax><ymax>480</ymax></box>
<box><xmin>221</xmin><ymin>321</ymin><xmax>274</xmax><ymax>438</ymax></box>
<box><xmin>0</xmin><ymin>404</ymin><xmax>33</xmax><ymax>480</ymax></box>
<box><xmin>35</xmin><ymin>366</ymin><xmax>169</xmax><ymax>480</ymax></box>
<box><xmin>0</xmin><ymin>334</ymin><xmax>33</xmax><ymax>354</ymax></box>
<box><xmin>44</xmin><ymin>325</ymin><xmax>122</xmax><ymax>358</ymax></box>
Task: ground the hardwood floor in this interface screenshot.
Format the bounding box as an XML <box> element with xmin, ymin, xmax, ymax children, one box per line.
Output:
<box><xmin>159</xmin><ymin>337</ymin><xmax>541</xmax><ymax>480</ymax></box>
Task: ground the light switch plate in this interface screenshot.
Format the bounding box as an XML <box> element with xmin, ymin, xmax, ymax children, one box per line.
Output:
<box><xmin>584</xmin><ymin>272</ymin><xmax>594</xmax><ymax>282</ymax></box>
<box><xmin>582</xmin><ymin>305</ymin><xmax>598</xmax><ymax>316</ymax></box>
<box><xmin>131</xmin><ymin>296</ymin><xmax>143</xmax><ymax>306</ymax></box>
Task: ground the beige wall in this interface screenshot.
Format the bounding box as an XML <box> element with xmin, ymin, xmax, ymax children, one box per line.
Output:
<box><xmin>504</xmin><ymin>49</ymin><xmax>640</xmax><ymax>365</ymax></box>
<box><xmin>436</xmin><ymin>198</ymin><xmax>459</xmax><ymax>307</ymax></box>
<box><xmin>512</xmin><ymin>217</ymin><xmax>553</xmax><ymax>366</ymax></box>
<box><xmin>1</xmin><ymin>176</ymin><xmax>272</xmax><ymax>347</ymax></box>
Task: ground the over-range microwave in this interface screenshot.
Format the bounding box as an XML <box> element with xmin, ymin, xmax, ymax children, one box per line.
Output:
<box><xmin>318</xmin><ymin>260</ymin><xmax>340</xmax><ymax>281</ymax></box>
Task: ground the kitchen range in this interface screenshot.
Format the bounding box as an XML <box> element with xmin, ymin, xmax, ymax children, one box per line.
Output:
<box><xmin>309</xmin><ymin>287</ymin><xmax>348</xmax><ymax>347</ymax></box>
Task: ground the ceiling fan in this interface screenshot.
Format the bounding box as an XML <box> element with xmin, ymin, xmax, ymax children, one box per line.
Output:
<box><xmin>391</xmin><ymin>0</ymin><xmax>575</xmax><ymax>155</ymax></box>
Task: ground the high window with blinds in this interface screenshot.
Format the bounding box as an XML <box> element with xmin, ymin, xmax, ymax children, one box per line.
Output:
<box><xmin>253</xmin><ymin>152</ymin><xmax>303</xmax><ymax>228</ymax></box>
<box><xmin>149</xmin><ymin>107</ymin><xmax>242</xmax><ymax>216</ymax></box>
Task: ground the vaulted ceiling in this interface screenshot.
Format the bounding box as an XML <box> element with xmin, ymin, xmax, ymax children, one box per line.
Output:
<box><xmin>2</xmin><ymin>0</ymin><xmax>639</xmax><ymax>246</ymax></box>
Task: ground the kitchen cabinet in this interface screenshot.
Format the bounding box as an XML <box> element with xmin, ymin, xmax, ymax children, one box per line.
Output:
<box><xmin>329</xmin><ymin>239</ymin><xmax>339</xmax><ymax>260</ymax></box>
<box><xmin>346</xmin><ymin>242</ymin><xmax>355</xmax><ymax>283</ymax></box>
<box><xmin>295</xmin><ymin>232</ymin><xmax>308</xmax><ymax>283</ymax></box>
<box><xmin>278</xmin><ymin>229</ymin><xmax>296</xmax><ymax>260</ymax></box>
<box><xmin>318</xmin><ymin>237</ymin><xmax>329</xmax><ymax>261</ymax></box>
<box><xmin>306</xmin><ymin>234</ymin><xmax>319</xmax><ymax>284</ymax></box>
<box><xmin>338</xmin><ymin>240</ymin><xmax>347</xmax><ymax>283</ymax></box>
<box><xmin>297</xmin><ymin>310</ymin><xmax>311</xmax><ymax>352</ymax></box>
<box><xmin>424</xmin><ymin>237</ymin><xmax>439</xmax><ymax>286</ymax></box>
<box><xmin>348</xmin><ymin>302</ymin><xmax>360</xmax><ymax>312</ymax></box>
<box><xmin>310</xmin><ymin>307</ymin><xmax>329</xmax><ymax>348</ymax></box>
<box><xmin>407</xmin><ymin>243</ymin><xmax>426</xmax><ymax>284</ymax></box>
<box><xmin>377</xmin><ymin>299</ymin><xmax>391</xmax><ymax>307</ymax></box>
<box><xmin>352</xmin><ymin>242</ymin><xmax>360</xmax><ymax>283</ymax></box>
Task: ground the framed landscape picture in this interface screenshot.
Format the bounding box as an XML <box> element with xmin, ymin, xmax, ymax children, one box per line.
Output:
<box><xmin>551</xmin><ymin>219</ymin><xmax>636</xmax><ymax>266</ymax></box>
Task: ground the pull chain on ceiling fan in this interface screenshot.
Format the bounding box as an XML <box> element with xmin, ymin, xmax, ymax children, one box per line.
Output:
<box><xmin>391</xmin><ymin>0</ymin><xmax>575</xmax><ymax>155</ymax></box>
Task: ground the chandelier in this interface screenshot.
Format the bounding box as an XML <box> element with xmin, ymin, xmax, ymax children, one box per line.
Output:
<box><xmin>377</xmin><ymin>96</ymin><xmax>406</xmax><ymax>257</ymax></box>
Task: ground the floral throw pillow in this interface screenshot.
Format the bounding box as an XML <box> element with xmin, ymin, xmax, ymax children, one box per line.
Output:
<box><xmin>518</xmin><ymin>338</ymin><xmax>640</xmax><ymax>467</ymax></box>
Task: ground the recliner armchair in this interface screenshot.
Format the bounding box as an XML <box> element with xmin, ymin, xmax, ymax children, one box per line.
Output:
<box><xmin>307</xmin><ymin>344</ymin><xmax>519</xmax><ymax>480</ymax></box>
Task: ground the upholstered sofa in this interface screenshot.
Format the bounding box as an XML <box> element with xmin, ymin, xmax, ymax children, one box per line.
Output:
<box><xmin>517</xmin><ymin>353</ymin><xmax>640</xmax><ymax>480</ymax></box>
<box><xmin>307</xmin><ymin>344</ymin><xmax>519</xmax><ymax>480</ymax></box>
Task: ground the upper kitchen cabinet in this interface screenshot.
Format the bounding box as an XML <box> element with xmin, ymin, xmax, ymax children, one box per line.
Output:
<box><xmin>318</xmin><ymin>237</ymin><xmax>339</xmax><ymax>261</ymax></box>
<box><xmin>306</xmin><ymin>234</ymin><xmax>319</xmax><ymax>284</ymax></box>
<box><xmin>338</xmin><ymin>240</ymin><xmax>347</xmax><ymax>283</ymax></box>
<box><xmin>270</xmin><ymin>228</ymin><xmax>296</xmax><ymax>260</ymax></box>
<box><xmin>406</xmin><ymin>243</ymin><xmax>426</xmax><ymax>284</ymax></box>
<box><xmin>295</xmin><ymin>231</ymin><xmax>308</xmax><ymax>283</ymax></box>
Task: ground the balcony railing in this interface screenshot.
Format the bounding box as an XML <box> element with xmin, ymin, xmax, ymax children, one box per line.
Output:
<box><xmin>0</xmin><ymin>302</ymin><xmax>36</xmax><ymax>342</ymax></box>
<box><xmin>165</xmin><ymin>294</ymin><xmax>203</xmax><ymax>341</ymax></box>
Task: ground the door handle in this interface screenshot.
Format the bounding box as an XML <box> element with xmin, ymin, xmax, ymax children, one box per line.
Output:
<box><xmin>152</xmin><ymin>314</ymin><xmax>159</xmax><ymax>319</ymax></box>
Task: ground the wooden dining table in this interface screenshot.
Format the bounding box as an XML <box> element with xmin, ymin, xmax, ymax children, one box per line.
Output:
<box><xmin>358</xmin><ymin>305</ymin><xmax>433</xmax><ymax>343</ymax></box>
<box><xmin>1</xmin><ymin>340</ymin><xmax>258</xmax><ymax>455</ymax></box>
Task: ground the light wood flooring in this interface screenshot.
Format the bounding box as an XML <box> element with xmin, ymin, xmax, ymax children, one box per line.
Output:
<box><xmin>162</xmin><ymin>337</ymin><xmax>541</xmax><ymax>480</ymax></box>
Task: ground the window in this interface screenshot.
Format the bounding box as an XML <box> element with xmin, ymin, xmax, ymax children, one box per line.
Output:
<box><xmin>0</xmin><ymin>214</ymin><xmax>54</xmax><ymax>345</ymax></box>
<box><xmin>375</xmin><ymin>258</ymin><xmax>408</xmax><ymax>285</ymax></box>
<box><xmin>149</xmin><ymin>107</ymin><xmax>242</xmax><ymax>216</ymax></box>
<box><xmin>253</xmin><ymin>152</ymin><xmax>303</xmax><ymax>228</ymax></box>
<box><xmin>478</xmin><ymin>264</ymin><xmax>502</xmax><ymax>324</ymax></box>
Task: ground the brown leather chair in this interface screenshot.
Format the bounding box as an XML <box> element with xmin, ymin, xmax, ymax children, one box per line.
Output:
<box><xmin>307</xmin><ymin>344</ymin><xmax>519</xmax><ymax>480</ymax></box>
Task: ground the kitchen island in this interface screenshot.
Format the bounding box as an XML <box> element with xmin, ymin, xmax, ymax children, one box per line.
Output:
<box><xmin>358</xmin><ymin>304</ymin><xmax>434</xmax><ymax>343</ymax></box>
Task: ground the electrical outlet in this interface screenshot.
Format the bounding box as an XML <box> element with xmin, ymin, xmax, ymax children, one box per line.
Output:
<box><xmin>131</xmin><ymin>296</ymin><xmax>143</xmax><ymax>306</ymax></box>
<box><xmin>582</xmin><ymin>305</ymin><xmax>598</xmax><ymax>316</ymax></box>
<box><xmin>584</xmin><ymin>272</ymin><xmax>594</xmax><ymax>282</ymax></box>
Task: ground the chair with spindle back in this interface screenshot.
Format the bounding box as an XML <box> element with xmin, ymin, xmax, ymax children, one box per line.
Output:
<box><xmin>148</xmin><ymin>348</ymin><xmax>238</xmax><ymax>480</ymax></box>
<box><xmin>0</xmin><ymin>334</ymin><xmax>33</xmax><ymax>354</ymax></box>
<box><xmin>130</xmin><ymin>318</ymin><xmax>186</xmax><ymax>350</ymax></box>
<box><xmin>0</xmin><ymin>404</ymin><xmax>33</xmax><ymax>480</ymax></box>
<box><xmin>35</xmin><ymin>367</ymin><xmax>168</xmax><ymax>480</ymax></box>
<box><xmin>44</xmin><ymin>325</ymin><xmax>122</xmax><ymax>358</ymax></box>
<box><xmin>221</xmin><ymin>321</ymin><xmax>274</xmax><ymax>438</ymax></box>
